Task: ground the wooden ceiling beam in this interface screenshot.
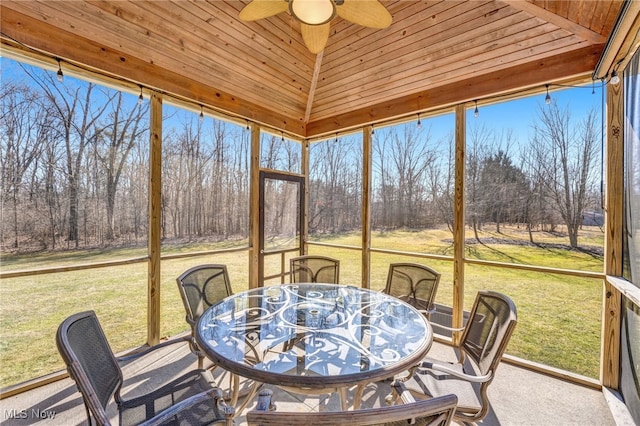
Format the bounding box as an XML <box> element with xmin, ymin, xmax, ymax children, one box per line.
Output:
<box><xmin>304</xmin><ymin>51</ymin><xmax>324</xmax><ymax>124</ymax></box>
<box><xmin>0</xmin><ymin>6</ymin><xmax>306</xmax><ymax>136</ymax></box>
<box><xmin>305</xmin><ymin>44</ymin><xmax>604</xmax><ymax>137</ymax></box>
<box><xmin>504</xmin><ymin>0</ymin><xmax>606</xmax><ymax>44</ymax></box>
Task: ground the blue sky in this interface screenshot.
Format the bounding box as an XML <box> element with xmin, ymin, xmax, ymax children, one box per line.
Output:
<box><xmin>469</xmin><ymin>82</ymin><xmax>604</xmax><ymax>144</ymax></box>
<box><xmin>367</xmin><ymin>79</ymin><xmax>604</xmax><ymax>156</ymax></box>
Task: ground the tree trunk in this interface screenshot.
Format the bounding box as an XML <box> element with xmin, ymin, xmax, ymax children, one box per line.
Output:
<box><xmin>68</xmin><ymin>175</ymin><xmax>79</xmax><ymax>246</ymax></box>
<box><xmin>105</xmin><ymin>180</ymin><xmax>116</xmax><ymax>241</ymax></box>
<box><xmin>12</xmin><ymin>188</ymin><xmax>19</xmax><ymax>248</ymax></box>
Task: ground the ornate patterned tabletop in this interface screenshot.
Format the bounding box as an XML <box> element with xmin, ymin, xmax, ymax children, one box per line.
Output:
<box><xmin>195</xmin><ymin>283</ymin><xmax>432</xmax><ymax>409</ymax></box>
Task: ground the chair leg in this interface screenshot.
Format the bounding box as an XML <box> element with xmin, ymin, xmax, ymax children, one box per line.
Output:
<box><xmin>228</xmin><ymin>373</ymin><xmax>239</xmax><ymax>406</ymax></box>
<box><xmin>198</xmin><ymin>354</ymin><xmax>204</xmax><ymax>370</ymax></box>
<box><xmin>338</xmin><ymin>387</ymin><xmax>348</xmax><ymax>411</ymax></box>
<box><xmin>353</xmin><ymin>384</ymin><xmax>365</xmax><ymax>410</ymax></box>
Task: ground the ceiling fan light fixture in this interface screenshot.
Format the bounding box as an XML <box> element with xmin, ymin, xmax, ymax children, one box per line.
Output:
<box><xmin>290</xmin><ymin>0</ymin><xmax>336</xmax><ymax>26</ymax></box>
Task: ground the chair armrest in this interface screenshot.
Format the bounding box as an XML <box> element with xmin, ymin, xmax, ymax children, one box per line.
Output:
<box><xmin>390</xmin><ymin>380</ymin><xmax>417</xmax><ymax>405</ymax></box>
<box><xmin>138</xmin><ymin>388</ymin><xmax>235</xmax><ymax>426</ymax></box>
<box><xmin>429</xmin><ymin>323</ymin><xmax>464</xmax><ymax>333</ymax></box>
<box><xmin>418</xmin><ymin>361</ymin><xmax>492</xmax><ymax>383</ymax></box>
<box><xmin>418</xmin><ymin>307</ymin><xmax>437</xmax><ymax>316</ymax></box>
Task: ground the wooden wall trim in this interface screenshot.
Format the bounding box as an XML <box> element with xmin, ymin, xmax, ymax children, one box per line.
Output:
<box><xmin>605</xmin><ymin>69</ymin><xmax>625</xmax><ymax>277</ymax></box>
<box><xmin>147</xmin><ymin>92</ymin><xmax>162</xmax><ymax>346</ymax></box>
<box><xmin>502</xmin><ymin>354</ymin><xmax>602</xmax><ymax>390</ymax></box>
<box><xmin>602</xmin><ymin>280</ymin><xmax>622</xmax><ymax>388</ymax></box>
<box><xmin>249</xmin><ymin>123</ymin><xmax>261</xmax><ymax>289</ymax></box>
<box><xmin>361</xmin><ymin>127</ymin><xmax>372</xmax><ymax>288</ymax></box>
<box><xmin>601</xmin><ymin>79</ymin><xmax>624</xmax><ymax>388</ymax></box>
<box><xmin>465</xmin><ymin>258</ymin><xmax>604</xmax><ymax>279</ymax></box>
<box><xmin>0</xmin><ymin>247</ymin><xmax>248</xmax><ymax>280</ymax></box>
<box><xmin>607</xmin><ymin>276</ymin><xmax>640</xmax><ymax>307</ymax></box>
<box><xmin>302</xmin><ymin>139</ymin><xmax>310</xmax><ymax>255</ymax></box>
<box><xmin>452</xmin><ymin>104</ymin><xmax>466</xmax><ymax>344</ymax></box>
<box><xmin>0</xmin><ymin>257</ymin><xmax>148</xmax><ymax>279</ymax></box>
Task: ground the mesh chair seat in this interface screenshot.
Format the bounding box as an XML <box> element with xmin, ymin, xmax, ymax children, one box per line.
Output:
<box><xmin>404</xmin><ymin>359</ymin><xmax>483</xmax><ymax>414</ymax></box>
<box><xmin>119</xmin><ymin>369</ymin><xmax>224</xmax><ymax>426</ymax></box>
<box><xmin>56</xmin><ymin>310</ymin><xmax>233</xmax><ymax>426</ymax></box>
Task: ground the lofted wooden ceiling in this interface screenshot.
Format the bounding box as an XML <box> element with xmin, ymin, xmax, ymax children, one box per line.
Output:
<box><xmin>0</xmin><ymin>1</ymin><xmax>627</xmax><ymax>138</ymax></box>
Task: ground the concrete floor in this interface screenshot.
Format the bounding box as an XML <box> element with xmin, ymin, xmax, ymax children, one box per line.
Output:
<box><xmin>0</xmin><ymin>341</ymin><xmax>618</xmax><ymax>426</ymax></box>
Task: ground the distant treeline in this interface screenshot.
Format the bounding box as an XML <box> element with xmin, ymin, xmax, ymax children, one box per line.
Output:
<box><xmin>1</xmin><ymin>62</ymin><xmax>602</xmax><ymax>253</ymax></box>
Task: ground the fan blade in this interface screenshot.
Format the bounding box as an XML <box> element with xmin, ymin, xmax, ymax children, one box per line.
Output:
<box><xmin>336</xmin><ymin>0</ymin><xmax>392</xmax><ymax>29</ymax></box>
<box><xmin>301</xmin><ymin>23</ymin><xmax>330</xmax><ymax>54</ymax></box>
<box><xmin>239</xmin><ymin>0</ymin><xmax>288</xmax><ymax>21</ymax></box>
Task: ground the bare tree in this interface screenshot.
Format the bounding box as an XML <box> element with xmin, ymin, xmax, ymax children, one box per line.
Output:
<box><xmin>309</xmin><ymin>136</ymin><xmax>359</xmax><ymax>234</ymax></box>
<box><xmin>23</xmin><ymin>66</ymin><xmax>112</xmax><ymax>247</ymax></box>
<box><xmin>0</xmin><ymin>82</ymin><xmax>48</xmax><ymax>248</ymax></box>
<box><xmin>161</xmin><ymin>127</ymin><xmax>183</xmax><ymax>238</ymax></box>
<box><xmin>178</xmin><ymin>115</ymin><xmax>214</xmax><ymax>239</ymax></box>
<box><xmin>232</xmin><ymin>128</ymin><xmax>251</xmax><ymax>235</ymax></box>
<box><xmin>97</xmin><ymin>92</ymin><xmax>149</xmax><ymax>241</ymax></box>
<box><xmin>532</xmin><ymin>102</ymin><xmax>599</xmax><ymax>248</ymax></box>
<box><xmin>520</xmin><ymin>133</ymin><xmax>560</xmax><ymax>242</ymax></box>
<box><xmin>121</xmin><ymin>141</ymin><xmax>148</xmax><ymax>243</ymax></box>
<box><xmin>389</xmin><ymin>125</ymin><xmax>436</xmax><ymax>228</ymax></box>
<box><xmin>465</xmin><ymin>124</ymin><xmax>494</xmax><ymax>241</ymax></box>
<box><xmin>478</xmin><ymin>140</ymin><xmax>529</xmax><ymax>233</ymax></box>
<box><xmin>5</xmin><ymin>61</ymin><xmax>256</xmax><ymax>252</ymax></box>
<box><xmin>161</xmin><ymin>113</ymin><xmax>249</xmax><ymax>243</ymax></box>
<box><xmin>426</xmin><ymin>132</ymin><xmax>455</xmax><ymax>233</ymax></box>
<box><xmin>372</xmin><ymin>129</ymin><xmax>393</xmax><ymax>230</ymax></box>
<box><xmin>372</xmin><ymin>125</ymin><xmax>437</xmax><ymax>230</ymax></box>
<box><xmin>44</xmin><ymin>142</ymin><xmax>65</xmax><ymax>248</ymax></box>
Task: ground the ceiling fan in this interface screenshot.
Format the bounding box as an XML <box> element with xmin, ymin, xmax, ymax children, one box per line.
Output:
<box><xmin>239</xmin><ymin>0</ymin><xmax>392</xmax><ymax>54</ymax></box>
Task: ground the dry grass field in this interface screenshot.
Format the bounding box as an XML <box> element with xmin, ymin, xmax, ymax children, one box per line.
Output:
<box><xmin>0</xmin><ymin>225</ymin><xmax>603</xmax><ymax>387</ymax></box>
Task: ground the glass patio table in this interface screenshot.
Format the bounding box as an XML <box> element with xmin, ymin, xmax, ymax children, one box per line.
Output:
<box><xmin>195</xmin><ymin>283</ymin><xmax>432</xmax><ymax>412</ymax></box>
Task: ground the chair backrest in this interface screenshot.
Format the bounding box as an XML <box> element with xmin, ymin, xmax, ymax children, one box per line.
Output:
<box><xmin>56</xmin><ymin>310</ymin><xmax>122</xmax><ymax>426</ymax></box>
<box><xmin>290</xmin><ymin>255</ymin><xmax>340</xmax><ymax>283</ymax></box>
<box><xmin>460</xmin><ymin>290</ymin><xmax>518</xmax><ymax>377</ymax></box>
<box><xmin>176</xmin><ymin>264</ymin><xmax>233</xmax><ymax>328</ymax></box>
<box><xmin>383</xmin><ymin>263</ymin><xmax>441</xmax><ymax>312</ymax></box>
<box><xmin>246</xmin><ymin>393</ymin><xmax>457</xmax><ymax>426</ymax></box>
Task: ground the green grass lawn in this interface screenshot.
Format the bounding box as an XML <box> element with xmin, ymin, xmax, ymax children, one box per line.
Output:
<box><xmin>0</xmin><ymin>225</ymin><xmax>604</xmax><ymax>387</ymax></box>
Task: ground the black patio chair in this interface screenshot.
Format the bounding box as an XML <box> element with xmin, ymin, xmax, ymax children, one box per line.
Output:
<box><xmin>290</xmin><ymin>255</ymin><xmax>340</xmax><ymax>283</ymax></box>
<box><xmin>56</xmin><ymin>310</ymin><xmax>234</xmax><ymax>426</ymax></box>
<box><xmin>177</xmin><ymin>264</ymin><xmax>256</xmax><ymax>405</ymax></box>
<box><xmin>176</xmin><ymin>264</ymin><xmax>234</xmax><ymax>370</ymax></box>
<box><xmin>390</xmin><ymin>290</ymin><xmax>517</xmax><ymax>424</ymax></box>
<box><xmin>383</xmin><ymin>263</ymin><xmax>441</xmax><ymax>319</ymax></box>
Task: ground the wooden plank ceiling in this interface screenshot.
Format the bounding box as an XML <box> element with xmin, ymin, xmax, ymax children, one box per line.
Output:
<box><xmin>0</xmin><ymin>0</ymin><xmax>624</xmax><ymax>138</ymax></box>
